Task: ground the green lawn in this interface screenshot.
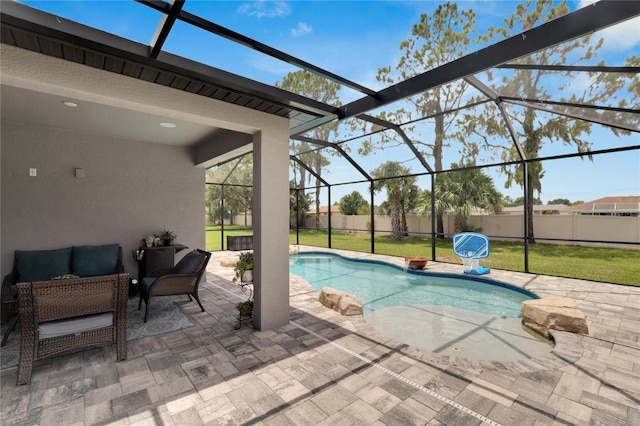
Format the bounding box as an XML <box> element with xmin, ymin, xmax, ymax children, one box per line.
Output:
<box><xmin>206</xmin><ymin>225</ymin><xmax>253</xmax><ymax>251</ymax></box>
<box><xmin>207</xmin><ymin>227</ymin><xmax>640</xmax><ymax>286</ymax></box>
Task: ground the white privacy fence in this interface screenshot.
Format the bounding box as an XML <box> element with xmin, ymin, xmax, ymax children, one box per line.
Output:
<box><xmin>307</xmin><ymin>214</ymin><xmax>640</xmax><ymax>248</ymax></box>
<box><xmin>224</xmin><ymin>213</ymin><xmax>639</xmax><ymax>248</ymax></box>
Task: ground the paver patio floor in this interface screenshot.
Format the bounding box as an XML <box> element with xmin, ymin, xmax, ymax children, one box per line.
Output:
<box><xmin>1</xmin><ymin>247</ymin><xmax>639</xmax><ymax>425</ymax></box>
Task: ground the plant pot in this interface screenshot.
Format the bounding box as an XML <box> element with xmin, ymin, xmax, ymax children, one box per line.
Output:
<box><xmin>404</xmin><ymin>257</ymin><xmax>428</xmax><ymax>269</ymax></box>
<box><xmin>241</xmin><ymin>269</ymin><xmax>253</xmax><ymax>283</ymax></box>
<box><xmin>237</xmin><ymin>301</ymin><xmax>253</xmax><ymax>318</ymax></box>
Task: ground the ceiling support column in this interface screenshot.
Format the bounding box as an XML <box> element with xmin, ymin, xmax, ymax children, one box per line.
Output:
<box><xmin>252</xmin><ymin>129</ymin><xmax>290</xmax><ymax>330</ymax></box>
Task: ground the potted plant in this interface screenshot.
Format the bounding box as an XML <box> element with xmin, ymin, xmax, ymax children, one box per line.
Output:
<box><xmin>236</xmin><ymin>300</ymin><xmax>253</xmax><ymax>318</ymax></box>
<box><xmin>232</xmin><ymin>251</ymin><xmax>254</xmax><ymax>283</ymax></box>
<box><xmin>159</xmin><ymin>230</ymin><xmax>177</xmax><ymax>246</ymax></box>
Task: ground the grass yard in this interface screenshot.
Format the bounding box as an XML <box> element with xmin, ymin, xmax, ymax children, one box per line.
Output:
<box><xmin>206</xmin><ymin>227</ymin><xmax>640</xmax><ymax>286</ymax></box>
<box><xmin>206</xmin><ymin>225</ymin><xmax>253</xmax><ymax>251</ymax></box>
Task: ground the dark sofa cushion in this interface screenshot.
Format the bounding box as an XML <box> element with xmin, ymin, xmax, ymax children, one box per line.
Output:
<box><xmin>172</xmin><ymin>251</ymin><xmax>206</xmax><ymax>275</ymax></box>
<box><xmin>15</xmin><ymin>248</ymin><xmax>72</xmax><ymax>282</ymax></box>
<box><xmin>72</xmin><ymin>244</ymin><xmax>119</xmax><ymax>277</ymax></box>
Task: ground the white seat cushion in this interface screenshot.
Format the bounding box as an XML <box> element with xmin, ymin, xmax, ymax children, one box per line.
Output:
<box><xmin>38</xmin><ymin>312</ymin><xmax>114</xmax><ymax>340</ymax></box>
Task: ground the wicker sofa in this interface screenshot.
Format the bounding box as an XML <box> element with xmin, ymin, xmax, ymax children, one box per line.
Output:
<box><xmin>1</xmin><ymin>244</ymin><xmax>129</xmax><ymax>384</ymax></box>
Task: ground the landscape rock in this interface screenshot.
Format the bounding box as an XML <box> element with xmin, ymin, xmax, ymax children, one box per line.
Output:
<box><xmin>220</xmin><ymin>256</ymin><xmax>239</xmax><ymax>267</ymax></box>
<box><xmin>522</xmin><ymin>297</ymin><xmax>589</xmax><ymax>338</ymax></box>
<box><xmin>319</xmin><ymin>287</ymin><xmax>363</xmax><ymax>316</ymax></box>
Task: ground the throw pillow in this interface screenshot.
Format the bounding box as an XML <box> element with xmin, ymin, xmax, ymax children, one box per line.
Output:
<box><xmin>15</xmin><ymin>247</ymin><xmax>72</xmax><ymax>282</ymax></box>
<box><xmin>51</xmin><ymin>274</ymin><xmax>81</xmax><ymax>280</ymax></box>
<box><xmin>172</xmin><ymin>251</ymin><xmax>206</xmax><ymax>275</ymax></box>
<box><xmin>72</xmin><ymin>244</ymin><xmax>119</xmax><ymax>277</ymax></box>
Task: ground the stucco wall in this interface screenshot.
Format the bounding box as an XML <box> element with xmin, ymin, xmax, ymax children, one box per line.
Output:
<box><xmin>1</xmin><ymin>120</ymin><xmax>205</xmax><ymax>278</ymax></box>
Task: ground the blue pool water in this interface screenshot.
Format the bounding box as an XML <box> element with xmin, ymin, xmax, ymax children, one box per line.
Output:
<box><xmin>289</xmin><ymin>253</ymin><xmax>536</xmax><ymax>318</ymax></box>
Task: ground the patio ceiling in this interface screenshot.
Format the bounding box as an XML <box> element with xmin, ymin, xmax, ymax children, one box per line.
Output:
<box><xmin>1</xmin><ymin>0</ymin><xmax>639</xmax><ymax>172</ymax></box>
<box><xmin>0</xmin><ymin>0</ymin><xmax>338</xmax><ymax>148</ymax></box>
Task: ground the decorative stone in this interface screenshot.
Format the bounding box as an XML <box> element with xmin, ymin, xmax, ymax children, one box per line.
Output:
<box><xmin>319</xmin><ymin>287</ymin><xmax>342</xmax><ymax>309</ymax></box>
<box><xmin>338</xmin><ymin>294</ymin><xmax>363</xmax><ymax>316</ymax></box>
<box><xmin>522</xmin><ymin>297</ymin><xmax>589</xmax><ymax>338</ymax></box>
<box><xmin>319</xmin><ymin>287</ymin><xmax>363</xmax><ymax>316</ymax></box>
<box><xmin>404</xmin><ymin>257</ymin><xmax>428</xmax><ymax>269</ymax></box>
<box><xmin>220</xmin><ymin>256</ymin><xmax>239</xmax><ymax>267</ymax></box>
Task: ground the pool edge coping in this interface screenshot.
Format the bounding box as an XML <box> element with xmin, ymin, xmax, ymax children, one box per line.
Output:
<box><xmin>289</xmin><ymin>247</ymin><xmax>586</xmax><ymax>373</ymax></box>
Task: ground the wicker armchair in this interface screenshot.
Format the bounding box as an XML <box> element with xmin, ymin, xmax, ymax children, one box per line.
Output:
<box><xmin>16</xmin><ymin>273</ymin><xmax>129</xmax><ymax>385</ymax></box>
<box><xmin>138</xmin><ymin>249</ymin><xmax>211</xmax><ymax>323</ymax></box>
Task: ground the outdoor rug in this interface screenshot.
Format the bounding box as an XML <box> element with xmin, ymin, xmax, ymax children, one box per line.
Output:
<box><xmin>0</xmin><ymin>297</ymin><xmax>195</xmax><ymax>370</ymax></box>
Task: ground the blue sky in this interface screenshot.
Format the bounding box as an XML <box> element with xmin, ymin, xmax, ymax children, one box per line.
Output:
<box><xmin>21</xmin><ymin>0</ymin><xmax>640</xmax><ymax>204</ymax></box>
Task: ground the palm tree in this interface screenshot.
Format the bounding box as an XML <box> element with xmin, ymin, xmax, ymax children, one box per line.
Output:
<box><xmin>372</xmin><ymin>161</ymin><xmax>416</xmax><ymax>240</ymax></box>
<box><xmin>399</xmin><ymin>182</ymin><xmax>420</xmax><ymax>236</ymax></box>
<box><xmin>419</xmin><ymin>164</ymin><xmax>503</xmax><ymax>233</ymax></box>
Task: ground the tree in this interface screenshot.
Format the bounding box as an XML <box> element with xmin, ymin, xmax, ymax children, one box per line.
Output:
<box><xmin>225</xmin><ymin>186</ymin><xmax>253</xmax><ymax>227</ymax></box>
<box><xmin>362</xmin><ymin>2</ymin><xmax>482</xmax><ymax>238</ymax></box>
<box><xmin>290</xmin><ymin>180</ymin><xmax>312</xmax><ymax>228</ymax></box>
<box><xmin>205</xmin><ymin>156</ymin><xmax>253</xmax><ymax>226</ymax></box>
<box><xmin>376</xmin><ymin>201</ymin><xmax>390</xmax><ymax>215</ymax></box>
<box><xmin>205</xmin><ymin>180</ymin><xmax>223</xmax><ymax>225</ymax></box>
<box><xmin>419</xmin><ymin>163</ymin><xmax>503</xmax><ymax>232</ymax></box>
<box><xmin>371</xmin><ymin>161</ymin><xmax>417</xmax><ymax>240</ymax></box>
<box><xmin>399</xmin><ymin>182</ymin><xmax>420</xmax><ymax>235</ymax></box>
<box><xmin>463</xmin><ymin>0</ymin><xmax>639</xmax><ymax>243</ymax></box>
<box><xmin>548</xmin><ymin>198</ymin><xmax>570</xmax><ymax>205</ymax></box>
<box><xmin>357</xmin><ymin>204</ymin><xmax>371</xmax><ymax>215</ymax></box>
<box><xmin>508</xmin><ymin>196</ymin><xmax>542</xmax><ymax>207</ymax></box>
<box><xmin>339</xmin><ymin>191</ymin><xmax>369</xmax><ymax>215</ymax></box>
<box><xmin>221</xmin><ymin>156</ymin><xmax>253</xmax><ymax>226</ymax></box>
<box><xmin>277</xmin><ymin>71</ymin><xmax>341</xmax><ymax>228</ymax></box>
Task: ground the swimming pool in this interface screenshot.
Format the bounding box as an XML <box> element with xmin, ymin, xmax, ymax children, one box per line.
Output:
<box><xmin>290</xmin><ymin>252</ymin><xmax>552</xmax><ymax>361</ymax></box>
<box><xmin>289</xmin><ymin>252</ymin><xmax>536</xmax><ymax>317</ymax></box>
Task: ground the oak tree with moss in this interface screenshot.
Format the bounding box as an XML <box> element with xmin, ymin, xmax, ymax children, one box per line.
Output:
<box><xmin>461</xmin><ymin>0</ymin><xmax>639</xmax><ymax>242</ymax></box>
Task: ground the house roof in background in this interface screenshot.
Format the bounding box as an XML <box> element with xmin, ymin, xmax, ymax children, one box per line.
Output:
<box><xmin>313</xmin><ymin>205</ymin><xmax>342</xmax><ymax>214</ymax></box>
<box><xmin>499</xmin><ymin>196</ymin><xmax>640</xmax><ymax>214</ymax></box>
<box><xmin>500</xmin><ymin>204</ymin><xmax>574</xmax><ymax>214</ymax></box>
<box><xmin>570</xmin><ymin>196</ymin><xmax>640</xmax><ymax>213</ymax></box>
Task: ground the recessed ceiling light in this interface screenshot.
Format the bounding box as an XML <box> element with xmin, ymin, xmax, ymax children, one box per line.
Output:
<box><xmin>63</xmin><ymin>101</ymin><xmax>78</xmax><ymax>107</ymax></box>
<box><xmin>159</xmin><ymin>122</ymin><xmax>177</xmax><ymax>128</ymax></box>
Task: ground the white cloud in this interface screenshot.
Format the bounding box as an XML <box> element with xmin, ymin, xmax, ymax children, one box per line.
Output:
<box><xmin>578</xmin><ymin>0</ymin><xmax>597</xmax><ymax>7</ymax></box>
<box><xmin>249</xmin><ymin>54</ymin><xmax>298</xmax><ymax>78</ymax></box>
<box><xmin>578</xmin><ymin>0</ymin><xmax>640</xmax><ymax>51</ymax></box>
<box><xmin>237</xmin><ymin>1</ymin><xmax>291</xmax><ymax>18</ymax></box>
<box><xmin>594</xmin><ymin>16</ymin><xmax>640</xmax><ymax>51</ymax></box>
<box><xmin>291</xmin><ymin>22</ymin><xmax>312</xmax><ymax>38</ymax></box>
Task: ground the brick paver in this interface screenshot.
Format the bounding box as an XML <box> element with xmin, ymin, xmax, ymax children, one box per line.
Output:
<box><xmin>1</xmin><ymin>246</ymin><xmax>639</xmax><ymax>425</ymax></box>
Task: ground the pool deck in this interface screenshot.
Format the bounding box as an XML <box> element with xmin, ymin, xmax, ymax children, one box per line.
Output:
<box><xmin>1</xmin><ymin>246</ymin><xmax>639</xmax><ymax>425</ymax></box>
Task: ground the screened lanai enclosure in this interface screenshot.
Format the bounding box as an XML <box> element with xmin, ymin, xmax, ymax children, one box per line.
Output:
<box><xmin>3</xmin><ymin>0</ymin><xmax>635</xmax><ymax>286</ymax></box>
<box><xmin>203</xmin><ymin>0</ymin><xmax>640</xmax><ymax>287</ymax></box>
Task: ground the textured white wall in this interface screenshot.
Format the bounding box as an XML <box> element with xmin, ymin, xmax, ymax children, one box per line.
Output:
<box><xmin>253</xmin><ymin>129</ymin><xmax>291</xmax><ymax>330</ymax></box>
<box><xmin>1</xmin><ymin>120</ymin><xmax>205</xmax><ymax>278</ymax></box>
